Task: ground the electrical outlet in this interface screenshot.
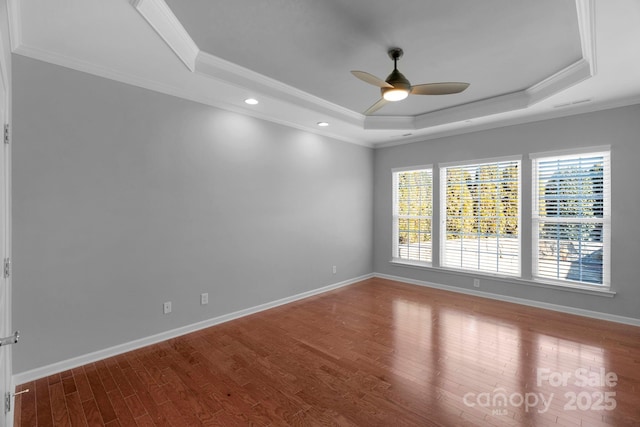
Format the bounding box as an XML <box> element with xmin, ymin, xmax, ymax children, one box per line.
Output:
<box><xmin>332</xmin><ymin>265</ymin><xmax>337</xmax><ymax>274</ymax></box>
<box><xmin>201</xmin><ymin>293</ymin><xmax>209</xmax><ymax>305</ymax></box>
<box><xmin>163</xmin><ymin>301</ymin><xmax>172</xmax><ymax>314</ymax></box>
<box><xmin>473</xmin><ymin>279</ymin><xmax>480</xmax><ymax>288</ymax></box>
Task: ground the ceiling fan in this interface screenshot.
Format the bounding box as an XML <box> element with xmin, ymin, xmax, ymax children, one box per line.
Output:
<box><xmin>351</xmin><ymin>47</ymin><xmax>470</xmax><ymax>115</ymax></box>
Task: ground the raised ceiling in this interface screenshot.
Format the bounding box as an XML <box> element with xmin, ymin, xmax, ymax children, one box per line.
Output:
<box><xmin>8</xmin><ymin>0</ymin><xmax>640</xmax><ymax>146</ymax></box>
<box><xmin>165</xmin><ymin>0</ymin><xmax>581</xmax><ymax>116</ymax></box>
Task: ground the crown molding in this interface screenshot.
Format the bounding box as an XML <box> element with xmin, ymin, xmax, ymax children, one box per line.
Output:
<box><xmin>367</xmin><ymin>56</ymin><xmax>594</xmax><ymax>132</ymax></box>
<box><xmin>12</xmin><ymin>43</ymin><xmax>367</xmax><ymax>147</ymax></box>
<box><xmin>8</xmin><ymin>0</ymin><xmax>602</xmax><ymax>150</ymax></box>
<box><xmin>417</xmin><ymin>91</ymin><xmax>529</xmax><ymax>129</ymax></box>
<box><xmin>131</xmin><ymin>0</ymin><xmax>199</xmax><ymax>71</ymax></box>
<box><xmin>6</xmin><ymin>0</ymin><xmax>22</xmax><ymax>51</ymax></box>
<box><xmin>576</xmin><ymin>0</ymin><xmax>597</xmax><ymax>75</ymax></box>
<box><xmin>13</xmin><ymin>43</ymin><xmax>190</xmax><ymax>101</ymax></box>
<box><xmin>526</xmin><ymin>58</ymin><xmax>592</xmax><ymax>105</ymax></box>
<box><xmin>195</xmin><ymin>51</ymin><xmax>363</xmax><ymax>126</ymax></box>
<box><xmin>366</xmin><ymin>91</ymin><xmax>530</xmax><ymax>131</ymax></box>
<box><xmin>127</xmin><ymin>0</ymin><xmax>595</xmax><ymax>137</ymax></box>
<box><xmin>375</xmin><ymin>95</ymin><xmax>640</xmax><ymax>149</ymax></box>
<box><xmin>128</xmin><ymin>0</ymin><xmax>363</xmax><ymax>126</ymax></box>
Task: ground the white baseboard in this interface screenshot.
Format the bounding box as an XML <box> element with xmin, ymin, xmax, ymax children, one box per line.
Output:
<box><xmin>374</xmin><ymin>272</ymin><xmax>640</xmax><ymax>327</ymax></box>
<box><xmin>15</xmin><ymin>271</ymin><xmax>637</xmax><ymax>386</ymax></box>
<box><xmin>12</xmin><ymin>274</ymin><xmax>372</xmax><ymax>385</ymax></box>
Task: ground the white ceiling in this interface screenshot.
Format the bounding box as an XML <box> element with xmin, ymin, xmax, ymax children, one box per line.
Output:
<box><xmin>7</xmin><ymin>0</ymin><xmax>640</xmax><ymax>147</ymax></box>
<box><xmin>165</xmin><ymin>0</ymin><xmax>581</xmax><ymax>116</ymax></box>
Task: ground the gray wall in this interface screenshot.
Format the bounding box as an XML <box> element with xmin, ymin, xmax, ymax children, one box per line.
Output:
<box><xmin>12</xmin><ymin>52</ymin><xmax>640</xmax><ymax>375</ymax></box>
<box><xmin>12</xmin><ymin>55</ymin><xmax>374</xmax><ymax>374</ymax></box>
<box><xmin>374</xmin><ymin>104</ymin><xmax>640</xmax><ymax>320</ymax></box>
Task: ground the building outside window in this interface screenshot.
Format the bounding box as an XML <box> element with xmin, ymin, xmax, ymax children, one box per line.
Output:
<box><xmin>531</xmin><ymin>148</ymin><xmax>610</xmax><ymax>287</ymax></box>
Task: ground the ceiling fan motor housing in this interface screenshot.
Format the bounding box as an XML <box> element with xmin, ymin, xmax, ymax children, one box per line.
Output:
<box><xmin>383</xmin><ymin>48</ymin><xmax>411</xmax><ymax>100</ymax></box>
<box><xmin>382</xmin><ymin>68</ymin><xmax>411</xmax><ymax>100</ymax></box>
<box><xmin>384</xmin><ymin>69</ymin><xmax>410</xmax><ymax>90</ymax></box>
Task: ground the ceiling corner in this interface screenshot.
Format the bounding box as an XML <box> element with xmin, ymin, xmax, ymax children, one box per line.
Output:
<box><xmin>7</xmin><ymin>0</ymin><xmax>22</xmax><ymax>51</ymax></box>
<box><xmin>526</xmin><ymin>59</ymin><xmax>592</xmax><ymax>105</ymax></box>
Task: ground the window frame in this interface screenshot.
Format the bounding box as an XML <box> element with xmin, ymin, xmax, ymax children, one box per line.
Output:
<box><xmin>438</xmin><ymin>155</ymin><xmax>522</xmax><ymax>277</ymax></box>
<box><xmin>392</xmin><ymin>165</ymin><xmax>433</xmax><ymax>266</ymax></box>
<box><xmin>530</xmin><ymin>146</ymin><xmax>611</xmax><ymax>289</ymax></box>
<box><xmin>388</xmin><ymin>147</ymin><xmax>615</xmax><ymax>297</ymax></box>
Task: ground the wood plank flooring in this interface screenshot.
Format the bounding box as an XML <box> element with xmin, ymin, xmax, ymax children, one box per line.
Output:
<box><xmin>14</xmin><ymin>277</ymin><xmax>640</xmax><ymax>426</ymax></box>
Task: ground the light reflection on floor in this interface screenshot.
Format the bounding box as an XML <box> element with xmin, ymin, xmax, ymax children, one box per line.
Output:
<box><xmin>391</xmin><ymin>295</ymin><xmax>614</xmax><ymax>425</ymax></box>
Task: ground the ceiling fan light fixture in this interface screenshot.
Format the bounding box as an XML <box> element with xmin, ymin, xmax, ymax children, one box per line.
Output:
<box><xmin>382</xmin><ymin>87</ymin><xmax>409</xmax><ymax>101</ymax></box>
<box><xmin>352</xmin><ymin>47</ymin><xmax>470</xmax><ymax>114</ymax></box>
<box><xmin>383</xmin><ymin>67</ymin><xmax>411</xmax><ymax>101</ymax></box>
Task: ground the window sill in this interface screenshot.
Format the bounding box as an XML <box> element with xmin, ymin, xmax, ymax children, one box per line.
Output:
<box><xmin>389</xmin><ymin>259</ymin><xmax>616</xmax><ymax>298</ymax></box>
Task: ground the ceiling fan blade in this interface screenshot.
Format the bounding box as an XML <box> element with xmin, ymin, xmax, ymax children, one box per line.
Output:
<box><xmin>363</xmin><ymin>98</ymin><xmax>389</xmax><ymax>115</ymax></box>
<box><xmin>410</xmin><ymin>82</ymin><xmax>470</xmax><ymax>95</ymax></box>
<box><xmin>351</xmin><ymin>71</ymin><xmax>393</xmax><ymax>88</ymax></box>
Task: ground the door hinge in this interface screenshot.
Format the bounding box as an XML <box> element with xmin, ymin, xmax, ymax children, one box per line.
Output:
<box><xmin>3</xmin><ymin>257</ymin><xmax>9</xmax><ymax>279</ymax></box>
<box><xmin>3</xmin><ymin>124</ymin><xmax>8</xmax><ymax>145</ymax></box>
<box><xmin>4</xmin><ymin>389</ymin><xmax>29</xmax><ymax>414</ymax></box>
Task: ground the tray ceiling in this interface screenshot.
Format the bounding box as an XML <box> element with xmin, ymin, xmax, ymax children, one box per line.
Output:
<box><xmin>166</xmin><ymin>0</ymin><xmax>582</xmax><ymax>116</ymax></box>
<box><xmin>8</xmin><ymin>0</ymin><xmax>640</xmax><ymax>146</ymax></box>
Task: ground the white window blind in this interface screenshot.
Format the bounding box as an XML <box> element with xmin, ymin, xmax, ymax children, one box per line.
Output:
<box><xmin>532</xmin><ymin>150</ymin><xmax>610</xmax><ymax>287</ymax></box>
<box><xmin>392</xmin><ymin>168</ymin><xmax>432</xmax><ymax>264</ymax></box>
<box><xmin>440</xmin><ymin>158</ymin><xmax>520</xmax><ymax>276</ymax></box>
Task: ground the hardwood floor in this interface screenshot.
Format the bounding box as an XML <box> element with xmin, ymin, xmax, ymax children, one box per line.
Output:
<box><xmin>14</xmin><ymin>277</ymin><xmax>640</xmax><ymax>426</ymax></box>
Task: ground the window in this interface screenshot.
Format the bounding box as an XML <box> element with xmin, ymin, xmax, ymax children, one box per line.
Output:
<box><xmin>392</xmin><ymin>167</ymin><xmax>433</xmax><ymax>264</ymax></box>
<box><xmin>440</xmin><ymin>157</ymin><xmax>520</xmax><ymax>276</ymax></box>
<box><xmin>532</xmin><ymin>149</ymin><xmax>610</xmax><ymax>287</ymax></box>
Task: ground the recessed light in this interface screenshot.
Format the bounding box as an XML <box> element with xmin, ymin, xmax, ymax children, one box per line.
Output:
<box><xmin>244</xmin><ymin>98</ymin><xmax>259</xmax><ymax>105</ymax></box>
<box><xmin>317</xmin><ymin>122</ymin><xmax>329</xmax><ymax>127</ymax></box>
